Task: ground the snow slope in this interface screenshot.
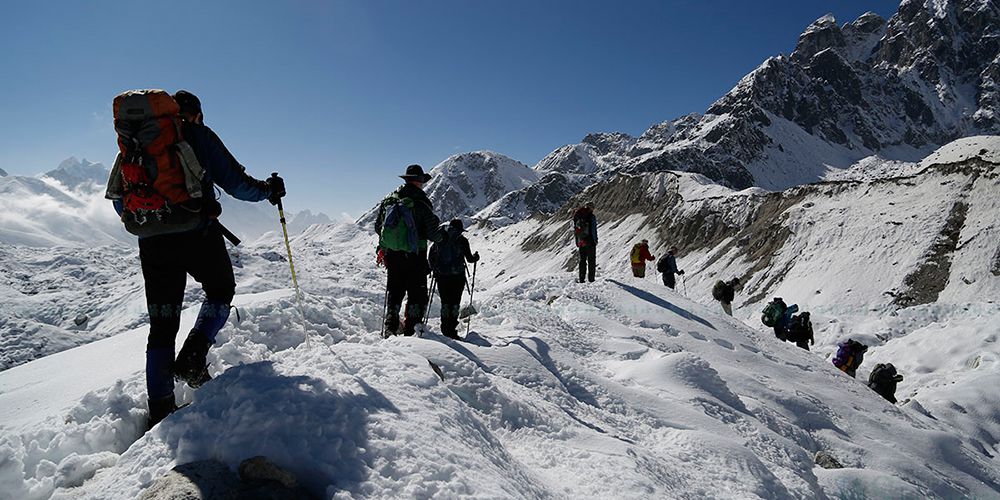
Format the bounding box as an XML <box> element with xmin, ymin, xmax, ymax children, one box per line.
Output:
<box><xmin>1</xmin><ymin>223</ymin><xmax>998</xmax><ymax>499</ymax></box>
<box><xmin>0</xmin><ymin>158</ymin><xmax>336</xmax><ymax>371</ymax></box>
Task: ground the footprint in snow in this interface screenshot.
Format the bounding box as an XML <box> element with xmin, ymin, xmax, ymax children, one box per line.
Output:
<box><xmin>687</xmin><ymin>330</ymin><xmax>707</xmax><ymax>341</ymax></box>
<box><xmin>712</xmin><ymin>339</ymin><xmax>735</xmax><ymax>350</ymax></box>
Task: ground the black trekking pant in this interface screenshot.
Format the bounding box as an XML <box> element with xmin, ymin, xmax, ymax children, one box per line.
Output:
<box><xmin>139</xmin><ymin>223</ymin><xmax>235</xmax><ymax>399</ymax></box>
<box><xmin>385</xmin><ymin>250</ymin><xmax>429</xmax><ymax>335</ymax></box>
<box><xmin>662</xmin><ymin>272</ymin><xmax>676</xmax><ymax>289</ymax></box>
<box><xmin>578</xmin><ymin>245</ymin><xmax>596</xmax><ymax>282</ymax></box>
<box><xmin>435</xmin><ymin>274</ymin><xmax>466</xmax><ymax>337</ymax></box>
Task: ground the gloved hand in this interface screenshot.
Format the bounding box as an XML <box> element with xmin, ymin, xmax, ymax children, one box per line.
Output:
<box><xmin>266</xmin><ymin>174</ymin><xmax>286</xmax><ymax>205</ymax></box>
<box><xmin>678</xmin><ymin>270</ymin><xmax>685</xmax><ymax>275</ymax></box>
<box><xmin>471</xmin><ymin>251</ymin><xmax>480</xmax><ymax>263</ymax></box>
<box><xmin>376</xmin><ymin>248</ymin><xmax>385</xmax><ymax>266</ymax></box>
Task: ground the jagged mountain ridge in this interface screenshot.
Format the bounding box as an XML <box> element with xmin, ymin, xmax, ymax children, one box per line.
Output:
<box><xmin>388</xmin><ymin>0</ymin><xmax>999</xmax><ymax>227</ymax></box>
<box><xmin>625</xmin><ymin>0</ymin><xmax>1000</xmax><ymax>189</ymax></box>
<box><xmin>475</xmin><ymin>132</ymin><xmax>635</xmax><ymax>224</ymax></box>
<box><xmin>43</xmin><ymin>157</ymin><xmax>108</xmax><ymax>191</ymax></box>
<box><xmin>358</xmin><ymin>151</ymin><xmax>540</xmax><ymax>226</ymax></box>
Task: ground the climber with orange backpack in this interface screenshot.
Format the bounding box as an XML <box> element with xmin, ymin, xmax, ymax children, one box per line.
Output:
<box><xmin>106</xmin><ymin>89</ymin><xmax>285</xmax><ymax>428</ymax></box>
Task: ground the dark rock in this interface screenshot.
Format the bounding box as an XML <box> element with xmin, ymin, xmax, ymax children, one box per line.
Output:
<box><xmin>139</xmin><ymin>459</ymin><xmax>239</xmax><ymax>500</ymax></box>
<box><xmin>815</xmin><ymin>450</ymin><xmax>844</xmax><ymax>469</ymax></box>
<box><xmin>238</xmin><ymin>456</ymin><xmax>298</xmax><ymax>490</ymax></box>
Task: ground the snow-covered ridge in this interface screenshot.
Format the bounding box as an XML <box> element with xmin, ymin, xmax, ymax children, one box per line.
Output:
<box><xmin>513</xmin><ymin>137</ymin><xmax>1000</xmax><ymax>317</ymax></box>
<box><xmin>1</xmin><ymin>222</ymin><xmax>998</xmax><ymax>498</ymax></box>
<box><xmin>919</xmin><ymin>135</ymin><xmax>1000</xmax><ymax>167</ymax></box>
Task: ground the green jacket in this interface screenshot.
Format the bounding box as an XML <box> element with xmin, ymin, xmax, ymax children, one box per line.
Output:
<box><xmin>375</xmin><ymin>183</ymin><xmax>444</xmax><ymax>251</ymax></box>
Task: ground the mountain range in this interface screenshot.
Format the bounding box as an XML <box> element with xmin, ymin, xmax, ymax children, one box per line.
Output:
<box><xmin>392</xmin><ymin>0</ymin><xmax>999</xmax><ymax>227</ymax></box>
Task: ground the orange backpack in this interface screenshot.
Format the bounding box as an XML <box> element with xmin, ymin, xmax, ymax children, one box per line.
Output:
<box><xmin>106</xmin><ymin>89</ymin><xmax>206</xmax><ymax>237</ymax></box>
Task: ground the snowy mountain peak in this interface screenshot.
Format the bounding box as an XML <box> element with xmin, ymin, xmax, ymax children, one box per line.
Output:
<box><xmin>580</xmin><ymin>131</ymin><xmax>635</xmax><ymax>157</ymax></box>
<box><xmin>423</xmin><ymin>151</ymin><xmax>539</xmax><ymax>221</ymax></box>
<box><xmin>792</xmin><ymin>14</ymin><xmax>842</xmax><ymax>63</ymax></box>
<box><xmin>44</xmin><ymin>157</ymin><xmax>108</xmax><ymax>191</ymax></box>
<box><xmin>0</xmin><ymin>167</ymin><xmax>7</xmax><ymax>177</ymax></box>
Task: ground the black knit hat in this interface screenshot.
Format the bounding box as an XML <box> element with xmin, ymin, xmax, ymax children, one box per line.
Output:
<box><xmin>400</xmin><ymin>164</ymin><xmax>432</xmax><ymax>182</ymax></box>
<box><xmin>173</xmin><ymin>90</ymin><xmax>202</xmax><ymax>117</ymax></box>
<box><xmin>449</xmin><ymin>219</ymin><xmax>464</xmax><ymax>232</ymax></box>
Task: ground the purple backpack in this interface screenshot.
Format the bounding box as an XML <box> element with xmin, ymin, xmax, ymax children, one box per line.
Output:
<box><xmin>832</xmin><ymin>341</ymin><xmax>854</xmax><ymax>368</ymax></box>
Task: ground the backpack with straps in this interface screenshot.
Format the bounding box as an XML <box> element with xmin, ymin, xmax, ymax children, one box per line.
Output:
<box><xmin>656</xmin><ymin>255</ymin><xmax>669</xmax><ymax>273</ymax></box>
<box><xmin>833</xmin><ymin>339</ymin><xmax>866</xmax><ymax>370</ymax></box>
<box><xmin>761</xmin><ymin>298</ymin><xmax>787</xmax><ymax>327</ymax></box>
<box><xmin>429</xmin><ymin>227</ymin><xmax>465</xmax><ymax>276</ymax></box>
<box><xmin>630</xmin><ymin>244</ymin><xmax>642</xmax><ymax>264</ymax></box>
<box><xmin>573</xmin><ymin>208</ymin><xmax>592</xmax><ymax>246</ymax></box>
<box><xmin>105</xmin><ymin>89</ymin><xmax>206</xmax><ymax>237</ymax></box>
<box><xmin>378</xmin><ymin>194</ymin><xmax>419</xmax><ymax>253</ymax></box>
<box><xmin>712</xmin><ymin>280</ymin><xmax>727</xmax><ymax>300</ymax></box>
<box><xmin>787</xmin><ymin>312</ymin><xmax>813</xmax><ymax>343</ymax></box>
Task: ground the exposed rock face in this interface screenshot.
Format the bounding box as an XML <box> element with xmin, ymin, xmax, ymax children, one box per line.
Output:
<box><xmin>622</xmin><ymin>0</ymin><xmax>1000</xmax><ymax>191</ymax></box>
<box><xmin>814</xmin><ymin>450</ymin><xmax>844</xmax><ymax>469</ymax></box>
<box><xmin>139</xmin><ymin>457</ymin><xmax>316</xmax><ymax>500</ymax></box>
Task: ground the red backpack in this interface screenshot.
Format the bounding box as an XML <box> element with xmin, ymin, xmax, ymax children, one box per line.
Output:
<box><xmin>106</xmin><ymin>89</ymin><xmax>206</xmax><ymax>237</ymax></box>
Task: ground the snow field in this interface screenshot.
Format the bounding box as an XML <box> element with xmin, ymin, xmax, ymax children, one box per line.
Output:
<box><xmin>1</xmin><ymin>219</ymin><xmax>998</xmax><ymax>498</ymax></box>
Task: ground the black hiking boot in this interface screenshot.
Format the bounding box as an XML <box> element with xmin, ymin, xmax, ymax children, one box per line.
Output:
<box><xmin>384</xmin><ymin>314</ymin><xmax>401</xmax><ymax>337</ymax></box>
<box><xmin>175</xmin><ymin>331</ymin><xmax>211</xmax><ymax>388</ymax></box>
<box><xmin>147</xmin><ymin>394</ymin><xmax>178</xmax><ymax>429</ymax></box>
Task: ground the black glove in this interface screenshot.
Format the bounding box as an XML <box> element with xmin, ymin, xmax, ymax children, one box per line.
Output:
<box><xmin>266</xmin><ymin>174</ymin><xmax>286</xmax><ymax>205</ymax></box>
<box><xmin>678</xmin><ymin>270</ymin><xmax>685</xmax><ymax>275</ymax></box>
<box><xmin>470</xmin><ymin>251</ymin><xmax>480</xmax><ymax>263</ymax></box>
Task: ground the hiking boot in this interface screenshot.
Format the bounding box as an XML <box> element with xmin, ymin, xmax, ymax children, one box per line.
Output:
<box><xmin>175</xmin><ymin>331</ymin><xmax>211</xmax><ymax>388</ymax></box>
<box><xmin>147</xmin><ymin>394</ymin><xmax>178</xmax><ymax>429</ymax></box>
<box><xmin>383</xmin><ymin>319</ymin><xmax>398</xmax><ymax>337</ymax></box>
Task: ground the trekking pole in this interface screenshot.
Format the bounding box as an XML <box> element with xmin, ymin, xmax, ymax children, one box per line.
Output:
<box><xmin>466</xmin><ymin>260</ymin><xmax>477</xmax><ymax>337</ymax></box>
<box><xmin>425</xmin><ymin>275</ymin><xmax>436</xmax><ymax>326</ymax></box>
<box><xmin>273</xmin><ymin>173</ymin><xmax>308</xmax><ymax>345</ymax></box>
<box><xmin>379</xmin><ymin>282</ymin><xmax>389</xmax><ymax>339</ymax></box>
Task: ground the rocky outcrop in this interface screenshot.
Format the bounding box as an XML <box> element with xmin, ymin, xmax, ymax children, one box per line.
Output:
<box><xmin>139</xmin><ymin>457</ymin><xmax>316</xmax><ymax>500</ymax></box>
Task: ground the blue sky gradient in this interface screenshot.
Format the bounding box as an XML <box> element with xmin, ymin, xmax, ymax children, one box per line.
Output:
<box><xmin>0</xmin><ymin>0</ymin><xmax>900</xmax><ymax>216</ymax></box>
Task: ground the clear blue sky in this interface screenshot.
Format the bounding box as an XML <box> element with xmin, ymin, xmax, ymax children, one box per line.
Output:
<box><xmin>0</xmin><ymin>0</ymin><xmax>900</xmax><ymax>217</ymax></box>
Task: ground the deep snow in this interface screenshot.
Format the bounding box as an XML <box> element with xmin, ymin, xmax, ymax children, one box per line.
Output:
<box><xmin>1</xmin><ymin>221</ymin><xmax>998</xmax><ymax>499</ymax></box>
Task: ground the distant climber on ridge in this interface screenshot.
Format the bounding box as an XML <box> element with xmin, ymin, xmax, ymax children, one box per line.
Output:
<box><xmin>629</xmin><ymin>239</ymin><xmax>655</xmax><ymax>278</ymax></box>
<box><xmin>375</xmin><ymin>164</ymin><xmax>445</xmax><ymax>336</ymax></box>
<box><xmin>656</xmin><ymin>246</ymin><xmax>684</xmax><ymax>289</ymax></box>
<box><xmin>428</xmin><ymin>219</ymin><xmax>480</xmax><ymax>340</ymax></box>
<box><xmin>105</xmin><ymin>89</ymin><xmax>285</xmax><ymax>428</ymax></box>
<box><xmin>832</xmin><ymin>338</ymin><xmax>868</xmax><ymax>378</ymax></box>
<box><xmin>712</xmin><ymin>277</ymin><xmax>740</xmax><ymax>316</ymax></box>
<box><xmin>868</xmin><ymin>363</ymin><xmax>904</xmax><ymax>404</ymax></box>
<box><xmin>761</xmin><ymin>297</ymin><xmax>814</xmax><ymax>350</ymax></box>
<box><xmin>573</xmin><ymin>201</ymin><xmax>598</xmax><ymax>283</ymax></box>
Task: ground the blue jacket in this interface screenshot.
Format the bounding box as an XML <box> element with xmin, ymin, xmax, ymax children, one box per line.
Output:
<box><xmin>182</xmin><ymin>121</ymin><xmax>269</xmax><ymax>203</ymax></box>
<box><xmin>659</xmin><ymin>254</ymin><xmax>679</xmax><ymax>275</ymax></box>
<box><xmin>113</xmin><ymin>121</ymin><xmax>269</xmax><ymax>220</ymax></box>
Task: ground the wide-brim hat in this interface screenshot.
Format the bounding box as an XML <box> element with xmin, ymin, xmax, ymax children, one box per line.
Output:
<box><xmin>400</xmin><ymin>164</ymin><xmax>432</xmax><ymax>182</ymax></box>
